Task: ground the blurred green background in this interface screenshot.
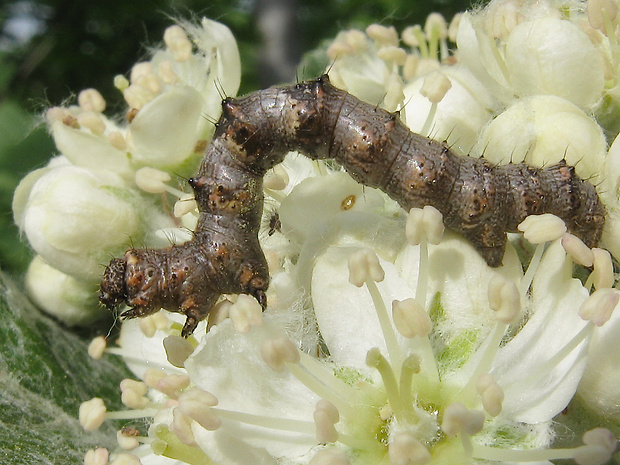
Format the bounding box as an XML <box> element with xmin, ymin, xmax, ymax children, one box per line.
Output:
<box><xmin>0</xmin><ymin>0</ymin><xmax>472</xmax><ymax>276</ymax></box>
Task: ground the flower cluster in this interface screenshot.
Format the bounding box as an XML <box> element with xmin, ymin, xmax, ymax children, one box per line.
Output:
<box><xmin>12</xmin><ymin>19</ymin><xmax>241</xmax><ymax>325</ymax></box>
<box><xmin>80</xmin><ymin>168</ymin><xmax>619</xmax><ymax>465</ymax></box>
<box><xmin>10</xmin><ymin>0</ymin><xmax>620</xmax><ymax>464</ymax></box>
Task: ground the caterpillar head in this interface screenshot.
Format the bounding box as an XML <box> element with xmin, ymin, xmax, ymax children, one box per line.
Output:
<box><xmin>99</xmin><ymin>257</ymin><xmax>129</xmax><ymax>309</ymax></box>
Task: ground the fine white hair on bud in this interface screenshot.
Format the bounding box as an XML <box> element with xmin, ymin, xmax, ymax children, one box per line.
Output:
<box><xmin>347</xmin><ymin>249</ymin><xmax>385</xmax><ymax>287</ymax></box>
<box><xmin>517</xmin><ymin>214</ymin><xmax>567</xmax><ymax>244</ymax></box>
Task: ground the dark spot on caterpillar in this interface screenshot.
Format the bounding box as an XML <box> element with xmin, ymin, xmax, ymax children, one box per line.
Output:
<box><xmin>100</xmin><ymin>74</ymin><xmax>606</xmax><ymax>336</ymax></box>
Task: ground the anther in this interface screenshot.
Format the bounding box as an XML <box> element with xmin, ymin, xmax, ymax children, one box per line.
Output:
<box><xmin>389</xmin><ymin>432</ymin><xmax>431</xmax><ymax>465</ymax></box>
<box><xmin>517</xmin><ymin>214</ymin><xmax>566</xmax><ymax>244</ymax></box>
<box><xmin>261</xmin><ymin>337</ymin><xmax>300</xmax><ymax>371</ymax></box>
<box><xmin>347</xmin><ymin>249</ymin><xmax>385</xmax><ymax>287</ymax></box>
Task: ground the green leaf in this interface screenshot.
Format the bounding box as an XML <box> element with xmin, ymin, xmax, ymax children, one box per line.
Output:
<box><xmin>0</xmin><ymin>272</ymin><xmax>133</xmax><ymax>464</ymax></box>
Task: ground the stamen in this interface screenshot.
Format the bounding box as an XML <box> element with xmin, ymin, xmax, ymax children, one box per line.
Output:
<box><xmin>79</xmin><ymin>398</ymin><xmax>107</xmax><ymax>431</ymax></box>
<box><xmin>392</xmin><ymin>298</ymin><xmax>432</xmax><ymax>338</ymax></box>
<box><xmin>577</xmin><ymin>428</ymin><xmax>617</xmax><ymax>464</ymax></box>
<box><xmin>475</xmin><ymin>374</ymin><xmax>504</xmax><ymax>417</ymax></box>
<box><xmin>309</xmin><ymin>448</ymin><xmax>351</xmax><ymax>465</ymax></box>
<box><xmin>177</xmin><ymin>388</ymin><xmax>221</xmax><ymax>431</ymax></box>
<box><xmin>420</xmin><ymin>71</ymin><xmax>452</xmax><ymax>104</ymax></box>
<box><xmin>561</xmin><ymin>233</ymin><xmax>594</xmax><ymax>267</ymax></box>
<box><xmin>405</xmin><ymin>206</ymin><xmax>443</xmax><ymax>306</ymax></box>
<box><xmin>347</xmin><ymin>249</ymin><xmax>385</xmax><ymax>287</ymax></box>
<box><xmin>405</xmin><ymin>206</ymin><xmax>444</xmax><ymax>246</ymax></box>
<box><xmin>441</xmin><ymin>403</ymin><xmax>485</xmax><ymax>437</ymax></box>
<box><xmin>366</xmin><ymin>348</ymin><xmax>405</xmax><ymax>421</ymax></box>
<box><xmin>78</xmin><ymin>88</ymin><xmax>106</xmax><ymax>113</ymax></box>
<box><xmin>315</xmin><ymin>400</ymin><xmax>340</xmax><ymax>443</ymax></box>
<box><xmin>297</xmin><ymin>351</ymin><xmax>360</xmax><ymax>401</ymax></box>
<box><xmin>156</xmin><ymin>373</ymin><xmax>190</xmax><ymax>399</ymax></box>
<box><xmin>389</xmin><ymin>432</ymin><xmax>431</xmax><ymax>465</ymax></box>
<box><xmin>174</xmin><ymin>194</ymin><xmax>198</xmax><ymax>218</ymax></box>
<box><xmin>399</xmin><ymin>354</ymin><xmax>421</xmax><ymax>414</ymax></box>
<box><xmin>229</xmin><ymin>294</ymin><xmax>263</xmax><ymax>333</ymax></box>
<box><xmin>120</xmin><ymin>379</ymin><xmax>150</xmax><ymax>410</ymax></box>
<box><xmin>158</xmin><ymin>60</ymin><xmax>178</xmax><ymax>85</ymax></box>
<box><xmin>591</xmin><ymin>248</ymin><xmax>614</xmax><ymax>290</ymax></box>
<box><xmin>488</xmin><ymin>276</ymin><xmax>521</xmax><ymax>324</ymax></box>
<box><xmin>163</xmin><ymin>25</ymin><xmax>192</xmax><ymax>62</ymax></box>
<box><xmin>84</xmin><ymin>448</ymin><xmax>109</xmax><ymax>465</ymax></box>
<box><xmin>208</xmin><ymin>406</ymin><xmax>315</xmax><ymax>434</ymax></box>
<box><xmin>163</xmin><ymin>336</ymin><xmax>195</xmax><ymax>368</ymax></box>
<box><xmin>88</xmin><ymin>336</ymin><xmax>107</xmax><ymax>360</ymax></box>
<box><xmin>117</xmin><ymin>429</ymin><xmax>140</xmax><ymax>450</ymax></box>
<box><xmin>517</xmin><ymin>214</ymin><xmax>566</xmax><ymax>244</ymax></box>
<box><xmin>587</xmin><ymin>0</ymin><xmax>619</xmax><ymax>31</ymax></box>
<box><xmin>366</xmin><ymin>279</ymin><xmax>402</xmax><ymax>372</ymax></box>
<box><xmin>171</xmin><ymin>408</ymin><xmax>198</xmax><ymax>446</ymax></box>
<box><xmin>77</xmin><ymin>112</ymin><xmax>106</xmax><ymax>135</ymax></box>
<box><xmin>366</xmin><ymin>24</ymin><xmax>399</xmax><ymax>47</ymax></box>
<box><xmin>471</xmin><ymin>428</ymin><xmax>616</xmax><ymax>464</ymax></box>
<box><xmin>261</xmin><ymin>337</ymin><xmax>300</xmax><ymax>372</ymax></box>
<box><xmin>579</xmin><ymin>288</ymin><xmax>619</xmax><ymax>326</ymax></box>
<box><xmin>264</xmin><ymin>165</ymin><xmax>289</xmax><ymax>191</ymax></box>
<box><xmin>135</xmin><ymin>167</ymin><xmax>172</xmax><ymax>194</ymax></box>
<box><xmin>110</xmin><ymin>453</ymin><xmax>141</xmax><ymax>465</ymax></box>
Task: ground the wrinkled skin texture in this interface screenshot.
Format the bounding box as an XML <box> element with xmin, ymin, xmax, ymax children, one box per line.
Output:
<box><xmin>100</xmin><ymin>75</ymin><xmax>605</xmax><ymax>336</ymax></box>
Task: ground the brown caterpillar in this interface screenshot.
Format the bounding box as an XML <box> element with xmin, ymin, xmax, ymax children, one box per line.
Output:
<box><xmin>99</xmin><ymin>75</ymin><xmax>606</xmax><ymax>336</ymax></box>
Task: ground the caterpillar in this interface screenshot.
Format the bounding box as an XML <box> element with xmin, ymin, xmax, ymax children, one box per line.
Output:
<box><xmin>99</xmin><ymin>74</ymin><xmax>606</xmax><ymax>337</ymax></box>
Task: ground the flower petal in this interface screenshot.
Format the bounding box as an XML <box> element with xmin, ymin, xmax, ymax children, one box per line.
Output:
<box><xmin>184</xmin><ymin>319</ymin><xmax>319</xmax><ymax>460</ymax></box>
<box><xmin>129</xmin><ymin>86</ymin><xmax>205</xmax><ymax>167</ymax></box>
<box><xmin>312</xmin><ymin>245</ymin><xmax>415</xmax><ymax>367</ymax></box>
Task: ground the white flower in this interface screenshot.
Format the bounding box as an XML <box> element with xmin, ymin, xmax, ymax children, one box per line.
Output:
<box><xmin>25</xmin><ymin>255</ymin><xmax>104</xmax><ymax>326</ymax></box>
<box><xmin>13</xmin><ymin>18</ymin><xmax>241</xmax><ymax>324</ymax></box>
<box><xmin>81</xmin><ymin>169</ymin><xmax>618</xmax><ymax>465</ymax></box>
<box><xmin>473</xmin><ymin>95</ymin><xmax>607</xmax><ymax>183</ymax></box>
